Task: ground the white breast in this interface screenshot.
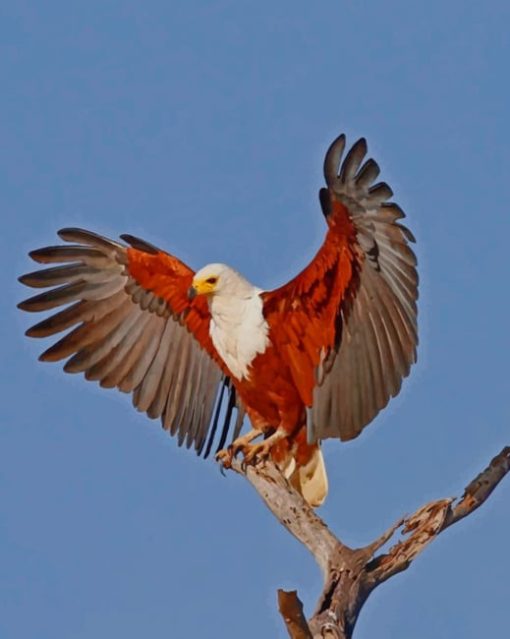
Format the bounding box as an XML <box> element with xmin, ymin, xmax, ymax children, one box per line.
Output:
<box><xmin>209</xmin><ymin>291</ymin><xmax>270</xmax><ymax>380</ymax></box>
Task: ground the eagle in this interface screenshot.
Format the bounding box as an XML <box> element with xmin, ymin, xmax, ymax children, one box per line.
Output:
<box><xmin>18</xmin><ymin>134</ymin><xmax>418</xmax><ymax>507</ymax></box>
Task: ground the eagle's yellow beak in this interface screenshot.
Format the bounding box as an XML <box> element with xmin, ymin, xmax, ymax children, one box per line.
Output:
<box><xmin>188</xmin><ymin>276</ymin><xmax>218</xmax><ymax>299</ymax></box>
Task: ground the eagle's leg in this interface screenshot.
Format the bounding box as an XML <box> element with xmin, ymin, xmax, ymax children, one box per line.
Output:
<box><xmin>215</xmin><ymin>428</ymin><xmax>263</xmax><ymax>467</ymax></box>
<box><xmin>242</xmin><ymin>427</ymin><xmax>288</xmax><ymax>464</ymax></box>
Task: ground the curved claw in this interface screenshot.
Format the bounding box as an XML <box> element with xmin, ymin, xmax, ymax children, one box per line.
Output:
<box><xmin>215</xmin><ymin>447</ymin><xmax>234</xmax><ymax>471</ymax></box>
<box><xmin>216</xmin><ymin>428</ymin><xmax>287</xmax><ymax>470</ymax></box>
<box><xmin>243</xmin><ymin>440</ymin><xmax>273</xmax><ymax>465</ymax></box>
<box><xmin>216</xmin><ymin>428</ymin><xmax>264</xmax><ymax>468</ymax></box>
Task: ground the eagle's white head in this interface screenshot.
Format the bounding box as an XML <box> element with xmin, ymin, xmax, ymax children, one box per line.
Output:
<box><xmin>189</xmin><ymin>263</ymin><xmax>255</xmax><ymax>300</ymax></box>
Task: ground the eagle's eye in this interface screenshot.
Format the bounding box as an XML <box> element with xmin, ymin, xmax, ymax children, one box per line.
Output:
<box><xmin>206</xmin><ymin>276</ymin><xmax>218</xmax><ymax>285</ymax></box>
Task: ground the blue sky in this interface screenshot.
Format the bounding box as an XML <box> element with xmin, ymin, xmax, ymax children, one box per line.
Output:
<box><xmin>2</xmin><ymin>2</ymin><xmax>509</xmax><ymax>637</ymax></box>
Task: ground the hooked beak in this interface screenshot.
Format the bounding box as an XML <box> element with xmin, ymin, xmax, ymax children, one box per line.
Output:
<box><xmin>187</xmin><ymin>286</ymin><xmax>197</xmax><ymax>301</ymax></box>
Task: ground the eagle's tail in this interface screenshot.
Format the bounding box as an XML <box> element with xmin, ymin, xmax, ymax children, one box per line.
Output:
<box><xmin>282</xmin><ymin>444</ymin><xmax>328</xmax><ymax>508</ymax></box>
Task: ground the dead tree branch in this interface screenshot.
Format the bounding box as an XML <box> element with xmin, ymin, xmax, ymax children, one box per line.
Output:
<box><xmin>277</xmin><ymin>590</ymin><xmax>312</xmax><ymax>639</ymax></box>
<box><xmin>229</xmin><ymin>446</ymin><xmax>510</xmax><ymax>639</ymax></box>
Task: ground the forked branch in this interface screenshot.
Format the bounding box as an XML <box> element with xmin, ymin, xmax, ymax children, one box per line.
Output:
<box><xmin>230</xmin><ymin>446</ymin><xmax>510</xmax><ymax>639</ymax></box>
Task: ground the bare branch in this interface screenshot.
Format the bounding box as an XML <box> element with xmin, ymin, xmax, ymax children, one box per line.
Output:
<box><xmin>445</xmin><ymin>446</ymin><xmax>510</xmax><ymax>527</ymax></box>
<box><xmin>367</xmin><ymin>446</ymin><xmax>510</xmax><ymax>583</ymax></box>
<box><xmin>277</xmin><ymin>590</ymin><xmax>313</xmax><ymax>639</ymax></box>
<box><xmin>223</xmin><ymin>445</ymin><xmax>510</xmax><ymax>638</ymax></box>
<box><xmin>229</xmin><ymin>458</ymin><xmax>347</xmax><ymax>574</ymax></box>
<box><xmin>366</xmin><ymin>498</ymin><xmax>453</xmax><ymax>582</ymax></box>
<box><xmin>362</xmin><ymin>516</ymin><xmax>405</xmax><ymax>557</ymax></box>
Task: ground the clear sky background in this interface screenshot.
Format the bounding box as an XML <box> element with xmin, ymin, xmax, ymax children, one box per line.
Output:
<box><xmin>2</xmin><ymin>2</ymin><xmax>509</xmax><ymax>638</ymax></box>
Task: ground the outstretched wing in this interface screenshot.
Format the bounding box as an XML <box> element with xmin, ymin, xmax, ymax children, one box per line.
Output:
<box><xmin>18</xmin><ymin>228</ymin><xmax>244</xmax><ymax>456</ymax></box>
<box><xmin>262</xmin><ymin>135</ymin><xmax>418</xmax><ymax>442</ymax></box>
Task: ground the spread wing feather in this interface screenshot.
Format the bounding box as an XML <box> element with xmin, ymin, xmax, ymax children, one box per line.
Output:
<box><xmin>18</xmin><ymin>228</ymin><xmax>242</xmax><ymax>456</ymax></box>
<box><xmin>263</xmin><ymin>135</ymin><xmax>418</xmax><ymax>442</ymax></box>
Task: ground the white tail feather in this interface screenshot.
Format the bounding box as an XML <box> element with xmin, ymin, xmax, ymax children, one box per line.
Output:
<box><xmin>283</xmin><ymin>447</ymin><xmax>328</xmax><ymax>508</ymax></box>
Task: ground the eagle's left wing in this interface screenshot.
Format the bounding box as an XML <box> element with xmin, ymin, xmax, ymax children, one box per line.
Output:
<box><xmin>262</xmin><ymin>135</ymin><xmax>418</xmax><ymax>442</ymax></box>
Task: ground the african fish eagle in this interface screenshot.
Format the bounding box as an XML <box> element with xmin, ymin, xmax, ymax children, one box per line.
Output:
<box><xmin>18</xmin><ymin>135</ymin><xmax>418</xmax><ymax>507</ymax></box>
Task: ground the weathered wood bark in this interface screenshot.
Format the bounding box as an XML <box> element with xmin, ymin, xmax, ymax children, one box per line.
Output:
<box><xmin>229</xmin><ymin>446</ymin><xmax>510</xmax><ymax>639</ymax></box>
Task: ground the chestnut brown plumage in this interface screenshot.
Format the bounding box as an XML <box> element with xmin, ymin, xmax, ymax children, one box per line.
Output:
<box><xmin>18</xmin><ymin>134</ymin><xmax>418</xmax><ymax>506</ymax></box>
